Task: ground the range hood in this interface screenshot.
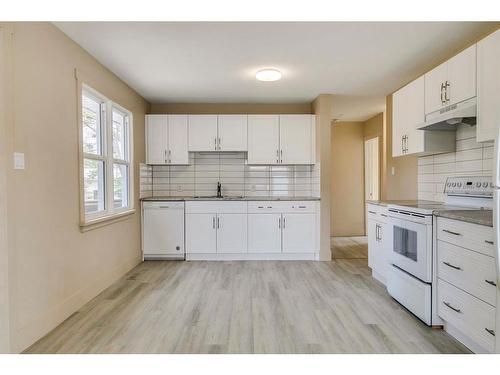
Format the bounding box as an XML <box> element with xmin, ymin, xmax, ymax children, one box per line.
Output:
<box><xmin>417</xmin><ymin>97</ymin><xmax>476</xmax><ymax>131</ymax></box>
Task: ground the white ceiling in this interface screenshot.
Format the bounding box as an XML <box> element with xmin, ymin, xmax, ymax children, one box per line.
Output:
<box><xmin>55</xmin><ymin>22</ymin><xmax>496</xmax><ymax>121</ymax></box>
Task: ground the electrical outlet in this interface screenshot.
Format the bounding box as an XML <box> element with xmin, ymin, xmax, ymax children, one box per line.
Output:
<box><xmin>13</xmin><ymin>152</ymin><xmax>25</xmax><ymax>170</ymax></box>
<box><xmin>177</xmin><ymin>185</ymin><xmax>182</xmax><ymax>192</ymax></box>
<box><xmin>391</xmin><ymin>167</ymin><xmax>395</xmax><ymax>176</ymax></box>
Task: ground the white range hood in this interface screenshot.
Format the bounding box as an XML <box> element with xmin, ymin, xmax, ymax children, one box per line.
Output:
<box><xmin>418</xmin><ymin>97</ymin><xmax>477</xmax><ymax>131</ymax></box>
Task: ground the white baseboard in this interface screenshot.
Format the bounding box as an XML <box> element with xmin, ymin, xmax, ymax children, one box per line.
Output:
<box><xmin>13</xmin><ymin>254</ymin><xmax>141</xmax><ymax>353</ymax></box>
<box><xmin>186</xmin><ymin>253</ymin><xmax>318</xmax><ymax>261</ymax></box>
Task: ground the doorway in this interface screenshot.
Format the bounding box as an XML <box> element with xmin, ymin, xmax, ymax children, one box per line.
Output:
<box><xmin>364</xmin><ymin>137</ymin><xmax>379</xmax><ymax>201</ymax></box>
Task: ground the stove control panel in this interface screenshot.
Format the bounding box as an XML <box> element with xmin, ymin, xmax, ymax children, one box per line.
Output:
<box><xmin>444</xmin><ymin>176</ymin><xmax>493</xmax><ymax>196</ymax></box>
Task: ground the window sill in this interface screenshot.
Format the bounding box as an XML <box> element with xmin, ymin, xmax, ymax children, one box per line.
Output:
<box><xmin>80</xmin><ymin>209</ymin><xmax>136</xmax><ymax>232</ymax></box>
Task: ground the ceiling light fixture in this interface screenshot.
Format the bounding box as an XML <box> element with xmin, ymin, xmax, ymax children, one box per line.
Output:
<box><xmin>256</xmin><ymin>69</ymin><xmax>282</xmax><ymax>82</ymax></box>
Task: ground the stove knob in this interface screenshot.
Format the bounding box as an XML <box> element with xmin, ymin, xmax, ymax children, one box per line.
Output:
<box><xmin>476</xmin><ymin>182</ymin><xmax>482</xmax><ymax>187</ymax></box>
<box><xmin>483</xmin><ymin>182</ymin><xmax>488</xmax><ymax>187</ymax></box>
<box><xmin>447</xmin><ymin>182</ymin><xmax>451</xmax><ymax>187</ymax></box>
<box><xmin>458</xmin><ymin>182</ymin><xmax>462</xmax><ymax>187</ymax></box>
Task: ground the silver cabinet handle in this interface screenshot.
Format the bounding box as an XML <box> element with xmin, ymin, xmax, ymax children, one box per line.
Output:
<box><xmin>217</xmin><ymin>216</ymin><xmax>220</xmax><ymax>229</ymax></box>
<box><xmin>401</xmin><ymin>136</ymin><xmax>404</xmax><ymax>154</ymax></box>
<box><xmin>485</xmin><ymin>328</ymin><xmax>495</xmax><ymax>336</ymax></box>
<box><xmin>442</xmin><ymin>261</ymin><xmax>462</xmax><ymax>270</ymax></box>
<box><xmin>280</xmin><ymin>149</ymin><xmax>283</xmax><ymax>163</ymax></box>
<box><xmin>380</xmin><ymin>214</ymin><xmax>387</xmax><ymax>217</ymax></box>
<box><xmin>276</xmin><ymin>149</ymin><xmax>279</xmax><ymax>164</ymax></box>
<box><xmin>442</xmin><ymin>229</ymin><xmax>461</xmax><ymax>236</ymax></box>
<box><xmin>485</xmin><ymin>279</ymin><xmax>497</xmax><ymax>287</ymax></box>
<box><xmin>485</xmin><ymin>240</ymin><xmax>494</xmax><ymax>245</ymax></box>
<box><xmin>168</xmin><ymin>149</ymin><xmax>171</xmax><ymax>163</ymax></box>
<box><xmin>218</xmin><ymin>137</ymin><xmax>221</xmax><ymax>151</ymax></box>
<box><xmin>443</xmin><ymin>301</ymin><xmax>461</xmax><ymax>313</ymax></box>
<box><xmin>214</xmin><ymin>137</ymin><xmax>217</xmax><ymax>151</ymax></box>
<box><xmin>368</xmin><ymin>210</ymin><xmax>377</xmax><ymax>214</ymax></box>
<box><xmin>441</xmin><ymin>82</ymin><xmax>446</xmax><ymax>104</ymax></box>
<box><xmin>283</xmin><ymin>216</ymin><xmax>286</xmax><ymax>229</ymax></box>
<box><xmin>212</xmin><ymin>216</ymin><xmax>216</xmax><ymax>229</ymax></box>
<box><xmin>445</xmin><ymin>80</ymin><xmax>450</xmax><ymax>102</ymax></box>
<box><xmin>278</xmin><ymin>216</ymin><xmax>281</xmax><ymax>229</ymax></box>
<box><xmin>164</xmin><ymin>149</ymin><xmax>167</xmax><ymax>163</ymax></box>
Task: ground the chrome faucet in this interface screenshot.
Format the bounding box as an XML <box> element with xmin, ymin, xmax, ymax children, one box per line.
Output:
<box><xmin>217</xmin><ymin>181</ymin><xmax>222</xmax><ymax>198</ymax></box>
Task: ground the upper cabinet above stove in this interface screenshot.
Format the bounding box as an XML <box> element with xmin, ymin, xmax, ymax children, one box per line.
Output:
<box><xmin>424</xmin><ymin>45</ymin><xmax>477</xmax><ymax>116</ymax></box>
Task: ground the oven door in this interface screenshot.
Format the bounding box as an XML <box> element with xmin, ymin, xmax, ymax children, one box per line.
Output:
<box><xmin>388</xmin><ymin>216</ymin><xmax>432</xmax><ymax>283</ymax></box>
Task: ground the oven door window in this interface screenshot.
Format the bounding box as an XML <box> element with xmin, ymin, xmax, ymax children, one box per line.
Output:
<box><xmin>393</xmin><ymin>225</ymin><xmax>418</xmax><ymax>262</ymax></box>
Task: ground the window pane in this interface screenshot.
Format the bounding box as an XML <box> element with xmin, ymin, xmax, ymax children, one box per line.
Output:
<box><xmin>112</xmin><ymin>109</ymin><xmax>127</xmax><ymax>160</ymax></box>
<box><xmin>84</xmin><ymin>159</ymin><xmax>105</xmax><ymax>214</ymax></box>
<box><xmin>113</xmin><ymin>164</ymin><xmax>128</xmax><ymax>209</ymax></box>
<box><xmin>82</xmin><ymin>94</ymin><xmax>103</xmax><ymax>155</ymax></box>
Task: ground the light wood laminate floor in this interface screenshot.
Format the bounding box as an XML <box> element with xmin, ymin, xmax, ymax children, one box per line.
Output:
<box><xmin>25</xmin><ymin>256</ymin><xmax>469</xmax><ymax>353</ymax></box>
<box><xmin>332</xmin><ymin>236</ymin><xmax>368</xmax><ymax>259</ymax></box>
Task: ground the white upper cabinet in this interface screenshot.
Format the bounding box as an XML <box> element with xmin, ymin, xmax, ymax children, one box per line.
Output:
<box><xmin>248</xmin><ymin>114</ymin><xmax>315</xmax><ymax>165</ymax></box>
<box><xmin>146</xmin><ymin>115</ymin><xmax>189</xmax><ymax>165</ymax></box>
<box><xmin>146</xmin><ymin>115</ymin><xmax>168</xmax><ymax>164</ymax></box>
<box><xmin>425</xmin><ymin>45</ymin><xmax>476</xmax><ymax>115</ymax></box>
<box><xmin>477</xmin><ymin>29</ymin><xmax>500</xmax><ymax>143</ymax></box>
<box><xmin>188</xmin><ymin>115</ymin><xmax>218</xmax><ymax>151</ymax></box>
<box><xmin>247</xmin><ymin>115</ymin><xmax>281</xmax><ymax>164</ymax></box>
<box><xmin>279</xmin><ymin>115</ymin><xmax>314</xmax><ymax>164</ymax></box>
<box><xmin>393</xmin><ymin>76</ymin><xmax>455</xmax><ymax>157</ymax></box>
<box><xmin>167</xmin><ymin>115</ymin><xmax>189</xmax><ymax>164</ymax></box>
<box><xmin>217</xmin><ymin>115</ymin><xmax>248</xmax><ymax>151</ymax></box>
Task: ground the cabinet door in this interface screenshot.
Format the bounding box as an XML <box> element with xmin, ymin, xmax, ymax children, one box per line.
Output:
<box><xmin>367</xmin><ymin>218</ymin><xmax>378</xmax><ymax>270</ymax></box>
<box><xmin>279</xmin><ymin>115</ymin><xmax>313</xmax><ymax>164</ymax></box>
<box><xmin>282</xmin><ymin>213</ymin><xmax>315</xmax><ymax>253</ymax></box>
<box><xmin>146</xmin><ymin>115</ymin><xmax>167</xmax><ymax>164</ymax></box>
<box><xmin>188</xmin><ymin>115</ymin><xmax>218</xmax><ymax>151</ymax></box>
<box><xmin>392</xmin><ymin>85</ymin><xmax>406</xmax><ymax>157</ymax></box>
<box><xmin>477</xmin><ymin>30</ymin><xmax>500</xmax><ymax>143</ymax></box>
<box><xmin>247</xmin><ymin>214</ymin><xmax>282</xmax><ymax>253</ymax></box>
<box><xmin>186</xmin><ymin>214</ymin><xmax>217</xmax><ymax>253</ymax></box>
<box><xmin>405</xmin><ymin>76</ymin><xmax>425</xmax><ymax>154</ymax></box>
<box><xmin>216</xmin><ymin>214</ymin><xmax>247</xmax><ymax>253</ymax></box>
<box><xmin>425</xmin><ymin>62</ymin><xmax>448</xmax><ymax>114</ymax></box>
<box><xmin>217</xmin><ymin>115</ymin><xmax>248</xmax><ymax>151</ymax></box>
<box><xmin>167</xmin><ymin>115</ymin><xmax>189</xmax><ymax>164</ymax></box>
<box><xmin>447</xmin><ymin>44</ymin><xmax>476</xmax><ymax>106</ymax></box>
<box><xmin>247</xmin><ymin>115</ymin><xmax>280</xmax><ymax>164</ymax></box>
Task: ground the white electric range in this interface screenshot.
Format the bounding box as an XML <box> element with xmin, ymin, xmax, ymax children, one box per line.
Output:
<box><xmin>386</xmin><ymin>176</ymin><xmax>493</xmax><ymax>326</ymax></box>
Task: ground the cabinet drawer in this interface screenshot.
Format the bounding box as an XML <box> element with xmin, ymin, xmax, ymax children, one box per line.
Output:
<box><xmin>438</xmin><ymin>279</ymin><xmax>496</xmax><ymax>353</ymax></box>
<box><xmin>366</xmin><ymin>204</ymin><xmax>388</xmax><ymax>223</ymax></box>
<box><xmin>437</xmin><ymin>240</ymin><xmax>497</xmax><ymax>306</ymax></box>
<box><xmin>436</xmin><ymin>217</ymin><xmax>494</xmax><ymax>257</ymax></box>
<box><xmin>185</xmin><ymin>201</ymin><xmax>247</xmax><ymax>214</ymax></box>
<box><xmin>248</xmin><ymin>201</ymin><xmax>286</xmax><ymax>213</ymax></box>
<box><xmin>281</xmin><ymin>201</ymin><xmax>316</xmax><ymax>213</ymax></box>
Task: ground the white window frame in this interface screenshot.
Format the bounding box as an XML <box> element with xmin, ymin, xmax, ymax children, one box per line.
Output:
<box><xmin>79</xmin><ymin>84</ymin><xmax>134</xmax><ymax>227</ymax></box>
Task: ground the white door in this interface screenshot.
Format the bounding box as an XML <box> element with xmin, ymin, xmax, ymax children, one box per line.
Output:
<box><xmin>185</xmin><ymin>214</ymin><xmax>217</xmax><ymax>253</ymax></box>
<box><xmin>167</xmin><ymin>115</ymin><xmax>189</xmax><ymax>164</ymax></box>
<box><xmin>143</xmin><ymin>206</ymin><xmax>184</xmax><ymax>256</ymax></box>
<box><xmin>447</xmin><ymin>44</ymin><xmax>477</xmax><ymax>106</ymax></box>
<box><xmin>247</xmin><ymin>115</ymin><xmax>280</xmax><ymax>165</ymax></box>
<box><xmin>282</xmin><ymin>213</ymin><xmax>315</xmax><ymax>253</ymax></box>
<box><xmin>279</xmin><ymin>115</ymin><xmax>313</xmax><ymax>164</ymax></box>
<box><xmin>146</xmin><ymin>115</ymin><xmax>167</xmax><ymax>164</ymax></box>
<box><xmin>188</xmin><ymin>115</ymin><xmax>218</xmax><ymax>151</ymax></box>
<box><xmin>217</xmin><ymin>115</ymin><xmax>248</xmax><ymax>151</ymax></box>
<box><xmin>216</xmin><ymin>214</ymin><xmax>247</xmax><ymax>253</ymax></box>
<box><xmin>477</xmin><ymin>29</ymin><xmax>500</xmax><ymax>143</ymax></box>
<box><xmin>364</xmin><ymin>137</ymin><xmax>379</xmax><ymax>201</ymax></box>
<box><xmin>425</xmin><ymin>62</ymin><xmax>448</xmax><ymax>114</ymax></box>
<box><xmin>248</xmin><ymin>213</ymin><xmax>282</xmax><ymax>253</ymax></box>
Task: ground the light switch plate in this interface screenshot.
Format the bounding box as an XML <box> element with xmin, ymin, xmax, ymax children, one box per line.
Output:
<box><xmin>13</xmin><ymin>152</ymin><xmax>25</xmax><ymax>170</ymax></box>
<box><xmin>391</xmin><ymin>167</ymin><xmax>395</xmax><ymax>176</ymax></box>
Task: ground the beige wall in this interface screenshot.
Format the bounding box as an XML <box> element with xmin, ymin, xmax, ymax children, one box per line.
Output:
<box><xmin>2</xmin><ymin>22</ymin><xmax>150</xmax><ymax>353</ymax></box>
<box><xmin>331</xmin><ymin>122</ymin><xmax>365</xmax><ymax>237</ymax></box>
<box><xmin>150</xmin><ymin>102</ymin><xmax>312</xmax><ymax>114</ymax></box>
<box><xmin>312</xmin><ymin>94</ymin><xmax>333</xmax><ymax>261</ymax></box>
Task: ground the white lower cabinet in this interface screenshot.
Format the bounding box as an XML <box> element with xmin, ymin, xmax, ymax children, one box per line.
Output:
<box><xmin>186</xmin><ymin>213</ymin><xmax>217</xmax><ymax>254</ymax></box>
<box><xmin>248</xmin><ymin>214</ymin><xmax>282</xmax><ymax>253</ymax></box>
<box><xmin>436</xmin><ymin>217</ymin><xmax>497</xmax><ymax>353</ymax></box>
<box><xmin>217</xmin><ymin>214</ymin><xmax>247</xmax><ymax>254</ymax></box>
<box><xmin>282</xmin><ymin>213</ymin><xmax>315</xmax><ymax>253</ymax></box>
<box><xmin>185</xmin><ymin>200</ymin><xmax>318</xmax><ymax>260</ymax></box>
<box><xmin>366</xmin><ymin>203</ymin><xmax>388</xmax><ymax>284</ymax></box>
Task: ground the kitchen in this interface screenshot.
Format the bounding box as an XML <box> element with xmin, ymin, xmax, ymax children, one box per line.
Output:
<box><xmin>1</xmin><ymin>15</ymin><xmax>500</xmax><ymax>369</ymax></box>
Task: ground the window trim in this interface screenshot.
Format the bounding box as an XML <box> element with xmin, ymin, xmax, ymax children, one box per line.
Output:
<box><xmin>78</xmin><ymin>82</ymin><xmax>134</xmax><ymax>228</ymax></box>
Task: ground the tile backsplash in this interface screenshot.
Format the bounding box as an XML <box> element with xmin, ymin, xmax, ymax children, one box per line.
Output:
<box><xmin>417</xmin><ymin>124</ymin><xmax>493</xmax><ymax>202</ymax></box>
<box><xmin>140</xmin><ymin>152</ymin><xmax>320</xmax><ymax>198</ymax></box>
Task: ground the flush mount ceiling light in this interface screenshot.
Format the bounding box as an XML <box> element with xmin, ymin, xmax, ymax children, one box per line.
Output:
<box><xmin>256</xmin><ymin>69</ymin><xmax>282</xmax><ymax>82</ymax></box>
